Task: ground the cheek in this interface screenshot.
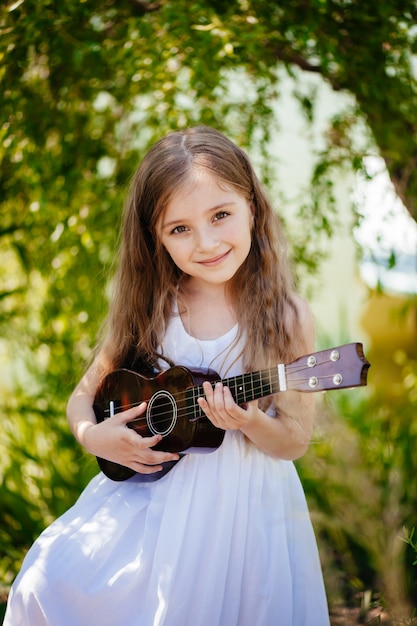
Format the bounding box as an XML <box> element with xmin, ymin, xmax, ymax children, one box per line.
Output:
<box><xmin>236</xmin><ymin>216</ymin><xmax>254</xmax><ymax>244</ymax></box>
<box><xmin>162</xmin><ymin>239</ymin><xmax>188</xmax><ymax>265</ymax></box>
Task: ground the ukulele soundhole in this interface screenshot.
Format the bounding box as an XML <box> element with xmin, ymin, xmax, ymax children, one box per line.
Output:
<box><xmin>146</xmin><ymin>390</ymin><xmax>177</xmax><ymax>436</ymax></box>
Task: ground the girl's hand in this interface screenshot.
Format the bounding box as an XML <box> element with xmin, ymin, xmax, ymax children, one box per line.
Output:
<box><xmin>82</xmin><ymin>402</ymin><xmax>180</xmax><ymax>475</ymax></box>
<box><xmin>198</xmin><ymin>381</ymin><xmax>259</xmax><ymax>431</ymax></box>
<box><xmin>198</xmin><ymin>377</ymin><xmax>315</xmax><ymax>462</ymax></box>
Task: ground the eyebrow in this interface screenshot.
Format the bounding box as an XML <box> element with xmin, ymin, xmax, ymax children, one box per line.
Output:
<box><xmin>161</xmin><ymin>202</ymin><xmax>236</xmax><ymax>230</ymax></box>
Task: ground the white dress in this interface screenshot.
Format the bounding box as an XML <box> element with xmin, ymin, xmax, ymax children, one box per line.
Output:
<box><xmin>4</xmin><ymin>313</ymin><xmax>330</xmax><ymax>626</ymax></box>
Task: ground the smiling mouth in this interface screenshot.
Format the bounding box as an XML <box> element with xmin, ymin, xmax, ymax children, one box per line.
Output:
<box><xmin>198</xmin><ymin>251</ymin><xmax>230</xmax><ymax>266</ymax></box>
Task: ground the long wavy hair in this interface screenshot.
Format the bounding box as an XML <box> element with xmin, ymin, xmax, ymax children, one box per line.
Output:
<box><xmin>100</xmin><ymin>126</ymin><xmax>302</xmax><ymax>374</ymax></box>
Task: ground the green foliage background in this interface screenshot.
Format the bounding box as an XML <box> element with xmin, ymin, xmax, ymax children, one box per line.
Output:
<box><xmin>1</xmin><ymin>0</ymin><xmax>417</xmax><ymax>620</ymax></box>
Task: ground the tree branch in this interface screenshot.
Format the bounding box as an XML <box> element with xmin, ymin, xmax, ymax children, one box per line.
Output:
<box><xmin>126</xmin><ymin>0</ymin><xmax>163</xmax><ymax>14</ymax></box>
<box><xmin>271</xmin><ymin>44</ymin><xmax>321</xmax><ymax>74</ymax></box>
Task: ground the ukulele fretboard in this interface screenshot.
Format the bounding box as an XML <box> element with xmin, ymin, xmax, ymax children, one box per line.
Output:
<box><xmin>186</xmin><ymin>367</ymin><xmax>282</xmax><ymax>421</ymax></box>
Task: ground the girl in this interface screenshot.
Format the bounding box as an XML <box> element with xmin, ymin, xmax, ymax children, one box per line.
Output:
<box><xmin>5</xmin><ymin>126</ymin><xmax>330</xmax><ymax>625</ymax></box>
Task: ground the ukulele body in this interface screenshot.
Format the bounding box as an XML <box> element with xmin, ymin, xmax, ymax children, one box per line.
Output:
<box><xmin>93</xmin><ymin>366</ymin><xmax>225</xmax><ymax>481</ymax></box>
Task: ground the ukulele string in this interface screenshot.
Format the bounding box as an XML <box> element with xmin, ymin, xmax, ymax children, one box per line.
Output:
<box><xmin>104</xmin><ymin>360</ymin><xmax>337</xmax><ymax>424</ymax></box>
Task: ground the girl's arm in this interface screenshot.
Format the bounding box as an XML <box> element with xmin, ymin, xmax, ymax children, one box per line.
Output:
<box><xmin>198</xmin><ymin>295</ymin><xmax>316</xmax><ymax>461</ymax></box>
<box><xmin>66</xmin><ymin>353</ymin><xmax>179</xmax><ymax>474</ymax></box>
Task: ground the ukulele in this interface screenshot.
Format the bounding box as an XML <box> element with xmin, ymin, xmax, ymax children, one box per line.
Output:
<box><xmin>93</xmin><ymin>342</ymin><xmax>370</xmax><ymax>481</ymax></box>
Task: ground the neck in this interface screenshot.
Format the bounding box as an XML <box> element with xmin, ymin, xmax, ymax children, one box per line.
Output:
<box><xmin>178</xmin><ymin>280</ymin><xmax>237</xmax><ymax>341</ymax></box>
<box><xmin>180</xmin><ymin>277</ymin><xmax>228</xmax><ymax>301</ymax></box>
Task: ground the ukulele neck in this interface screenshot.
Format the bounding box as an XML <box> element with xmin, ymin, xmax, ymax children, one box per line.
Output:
<box><xmin>187</xmin><ymin>367</ymin><xmax>282</xmax><ymax>420</ymax></box>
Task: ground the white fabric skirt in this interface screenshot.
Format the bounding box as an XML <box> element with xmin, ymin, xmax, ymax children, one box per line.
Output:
<box><xmin>5</xmin><ymin>431</ymin><xmax>329</xmax><ymax>626</ymax></box>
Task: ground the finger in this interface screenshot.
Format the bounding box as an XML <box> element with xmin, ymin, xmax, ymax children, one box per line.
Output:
<box><xmin>198</xmin><ymin>383</ymin><xmax>225</xmax><ymax>427</ymax></box>
<box><xmin>128</xmin><ymin>431</ymin><xmax>162</xmax><ymax>448</ymax></box>
<box><xmin>202</xmin><ymin>381</ymin><xmax>214</xmax><ymax>400</ymax></box>
<box><xmin>133</xmin><ymin>446</ymin><xmax>180</xmax><ymax>464</ymax></box>
<box><xmin>131</xmin><ymin>462</ymin><xmax>165</xmax><ymax>474</ymax></box>
<box><xmin>210</xmin><ymin>382</ymin><xmax>233</xmax><ymax>417</ymax></box>
<box><xmin>114</xmin><ymin>401</ymin><xmax>147</xmax><ymax>424</ymax></box>
<box><xmin>130</xmin><ymin>443</ymin><xmax>181</xmax><ymax>472</ymax></box>
<box><xmin>126</xmin><ymin>431</ymin><xmax>180</xmax><ymax>462</ymax></box>
<box><xmin>212</xmin><ymin>381</ymin><xmax>225</xmax><ymax>407</ymax></box>
<box><xmin>200</xmin><ymin>381</ymin><xmax>217</xmax><ymax>414</ymax></box>
<box><xmin>197</xmin><ymin>395</ymin><xmax>218</xmax><ymax>425</ymax></box>
<box><xmin>129</xmin><ymin>458</ymin><xmax>180</xmax><ymax>475</ymax></box>
<box><xmin>221</xmin><ymin>385</ymin><xmax>239</xmax><ymax>412</ymax></box>
<box><xmin>202</xmin><ymin>380</ymin><xmax>224</xmax><ymax>410</ymax></box>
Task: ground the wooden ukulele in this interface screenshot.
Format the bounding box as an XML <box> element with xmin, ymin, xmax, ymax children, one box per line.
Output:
<box><xmin>93</xmin><ymin>342</ymin><xmax>370</xmax><ymax>481</ymax></box>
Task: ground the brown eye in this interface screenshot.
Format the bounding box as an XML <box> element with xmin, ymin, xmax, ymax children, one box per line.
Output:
<box><xmin>213</xmin><ymin>211</ymin><xmax>229</xmax><ymax>222</ymax></box>
<box><xmin>172</xmin><ymin>225</ymin><xmax>188</xmax><ymax>234</ymax></box>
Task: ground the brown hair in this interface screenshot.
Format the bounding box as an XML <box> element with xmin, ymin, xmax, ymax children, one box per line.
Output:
<box><xmin>101</xmin><ymin>126</ymin><xmax>302</xmax><ymax>374</ymax></box>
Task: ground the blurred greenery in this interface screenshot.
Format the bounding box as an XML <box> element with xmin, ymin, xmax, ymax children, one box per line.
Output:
<box><xmin>1</xmin><ymin>0</ymin><xmax>417</xmax><ymax>621</ymax></box>
<box><xmin>297</xmin><ymin>355</ymin><xmax>417</xmax><ymax>619</ymax></box>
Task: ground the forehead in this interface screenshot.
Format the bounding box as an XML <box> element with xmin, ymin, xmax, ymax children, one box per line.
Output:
<box><xmin>163</xmin><ymin>168</ymin><xmax>240</xmax><ymax>216</ymax></box>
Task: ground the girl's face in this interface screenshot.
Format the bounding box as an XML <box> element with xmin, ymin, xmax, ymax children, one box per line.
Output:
<box><xmin>158</xmin><ymin>168</ymin><xmax>254</xmax><ymax>291</ymax></box>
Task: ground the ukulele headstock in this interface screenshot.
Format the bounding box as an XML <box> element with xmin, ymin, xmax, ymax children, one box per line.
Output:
<box><xmin>285</xmin><ymin>343</ymin><xmax>370</xmax><ymax>392</ymax></box>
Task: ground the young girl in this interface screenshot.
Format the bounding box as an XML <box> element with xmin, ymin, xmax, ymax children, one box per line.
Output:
<box><xmin>5</xmin><ymin>126</ymin><xmax>330</xmax><ymax>625</ymax></box>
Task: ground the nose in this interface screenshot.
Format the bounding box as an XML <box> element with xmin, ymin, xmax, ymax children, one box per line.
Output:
<box><xmin>195</xmin><ymin>226</ymin><xmax>219</xmax><ymax>252</ymax></box>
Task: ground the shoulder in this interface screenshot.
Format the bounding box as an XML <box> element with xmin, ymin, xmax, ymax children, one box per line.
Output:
<box><xmin>288</xmin><ymin>292</ymin><xmax>314</xmax><ymax>326</ymax></box>
<box><xmin>284</xmin><ymin>292</ymin><xmax>315</xmax><ymax>354</ymax></box>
